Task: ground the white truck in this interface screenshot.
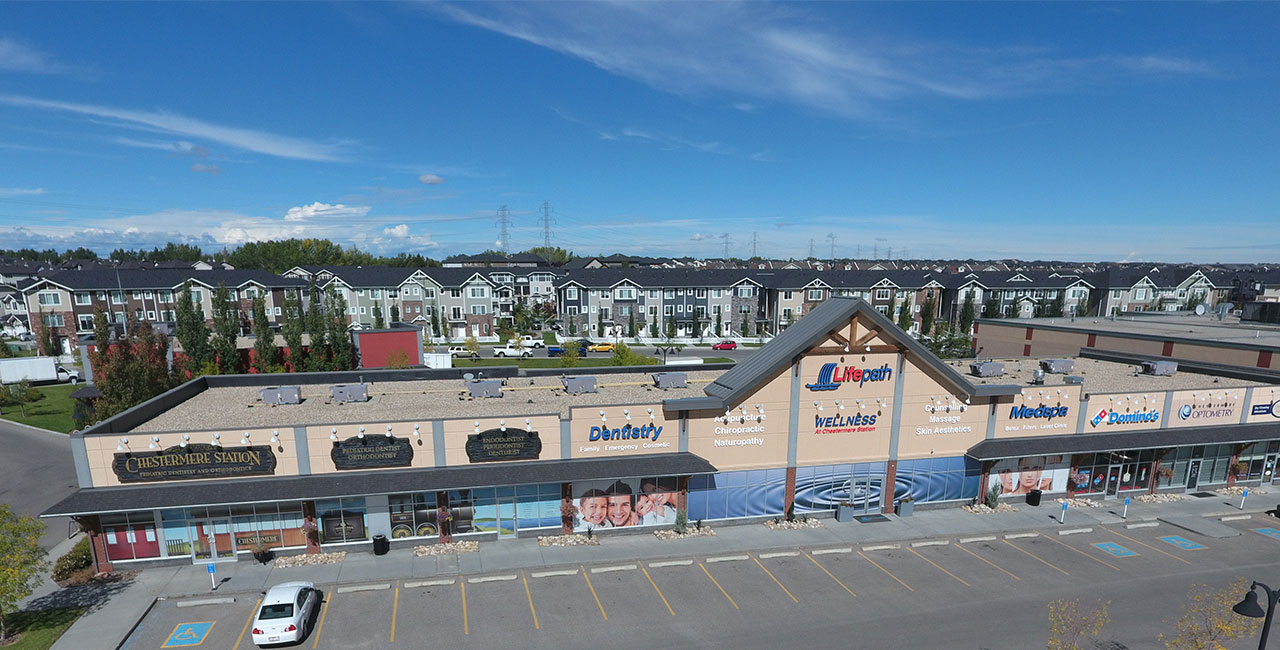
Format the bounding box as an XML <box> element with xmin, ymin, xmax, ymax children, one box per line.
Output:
<box><xmin>0</xmin><ymin>357</ymin><xmax>80</xmax><ymax>385</ymax></box>
<box><xmin>492</xmin><ymin>343</ymin><xmax>534</xmax><ymax>358</ymax></box>
<box><xmin>516</xmin><ymin>335</ymin><xmax>545</xmax><ymax>349</ymax></box>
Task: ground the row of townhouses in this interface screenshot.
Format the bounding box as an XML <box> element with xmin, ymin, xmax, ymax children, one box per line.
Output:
<box><xmin>13</xmin><ymin>261</ymin><xmax>1248</xmax><ymax>354</ymax></box>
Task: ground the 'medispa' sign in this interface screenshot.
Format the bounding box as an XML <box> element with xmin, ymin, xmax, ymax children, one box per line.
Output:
<box><xmin>805</xmin><ymin>362</ymin><xmax>892</xmax><ymax>392</ymax></box>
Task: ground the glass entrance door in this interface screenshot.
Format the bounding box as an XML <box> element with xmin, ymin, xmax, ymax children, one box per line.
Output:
<box><xmin>1104</xmin><ymin>465</ymin><xmax>1122</xmax><ymax>497</ymax></box>
<box><xmin>191</xmin><ymin>518</ymin><xmax>235</xmax><ymax>562</ymax></box>
<box><xmin>1186</xmin><ymin>459</ymin><xmax>1202</xmax><ymax>490</ymax></box>
<box><xmin>496</xmin><ymin>496</ymin><xmax>517</xmax><ymax>539</ymax></box>
<box><xmin>849</xmin><ymin>475</ymin><xmax>883</xmax><ymax>514</ymax></box>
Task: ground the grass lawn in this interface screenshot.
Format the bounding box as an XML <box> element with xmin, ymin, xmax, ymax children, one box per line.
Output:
<box><xmin>541</xmin><ymin>331</ymin><xmax>557</xmax><ymax>345</ymax></box>
<box><xmin>703</xmin><ymin>357</ymin><xmax>734</xmax><ymax>364</ymax></box>
<box><xmin>1</xmin><ymin>607</ymin><xmax>85</xmax><ymax>649</ymax></box>
<box><xmin>0</xmin><ymin>383</ymin><xmax>78</xmax><ymax>433</ymax></box>
<box><xmin>451</xmin><ymin>357</ymin><xmax>625</xmax><ymax>369</ymax></box>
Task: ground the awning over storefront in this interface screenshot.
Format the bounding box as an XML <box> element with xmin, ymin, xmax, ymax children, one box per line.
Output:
<box><xmin>42</xmin><ymin>452</ymin><xmax>718</xmax><ymax>518</ymax></box>
<box><xmin>966</xmin><ymin>422</ymin><xmax>1280</xmax><ymax>462</ymax></box>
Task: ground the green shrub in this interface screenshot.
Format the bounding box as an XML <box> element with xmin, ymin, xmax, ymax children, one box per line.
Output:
<box><xmin>53</xmin><ymin>537</ymin><xmax>93</xmax><ymax>582</ymax></box>
<box><xmin>674</xmin><ymin>508</ymin><xmax>688</xmax><ymax>535</ymax></box>
<box><xmin>983</xmin><ymin>482</ymin><xmax>1003</xmax><ymax>509</ymax></box>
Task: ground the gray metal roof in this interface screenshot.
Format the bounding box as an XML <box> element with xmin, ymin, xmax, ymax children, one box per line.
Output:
<box><xmin>967</xmin><ymin>421</ymin><xmax>1280</xmax><ymax>461</ymax></box>
<box><xmin>686</xmin><ymin>297</ymin><xmax>1019</xmax><ymax>411</ymax></box>
<box><xmin>42</xmin><ymin>452</ymin><xmax>717</xmax><ymax>517</ymax></box>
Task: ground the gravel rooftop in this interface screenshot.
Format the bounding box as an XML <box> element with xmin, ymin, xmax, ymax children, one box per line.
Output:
<box><xmin>133</xmin><ymin>370</ymin><xmax>723</xmax><ymax>433</ymax></box>
<box><xmin>946</xmin><ymin>356</ymin><xmax>1263</xmax><ymax>395</ymax></box>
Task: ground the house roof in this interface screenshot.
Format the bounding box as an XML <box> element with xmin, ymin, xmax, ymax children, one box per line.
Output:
<box><xmin>19</xmin><ymin>269</ymin><xmax>306</xmax><ymax>292</ymax></box>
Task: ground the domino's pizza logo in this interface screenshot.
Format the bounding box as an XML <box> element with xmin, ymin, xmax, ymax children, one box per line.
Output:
<box><xmin>1090</xmin><ymin>408</ymin><xmax>1109</xmax><ymax>428</ymax></box>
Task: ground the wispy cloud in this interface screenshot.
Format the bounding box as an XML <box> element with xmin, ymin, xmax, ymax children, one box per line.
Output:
<box><xmin>0</xmin><ymin>38</ymin><xmax>73</xmax><ymax>75</ymax></box>
<box><xmin>0</xmin><ymin>94</ymin><xmax>352</xmax><ymax>162</ymax></box>
<box><xmin>0</xmin><ymin>187</ymin><xmax>47</xmax><ymax>197</ymax></box>
<box><xmin>418</xmin><ymin>173</ymin><xmax>444</xmax><ymax>184</ymax></box>
<box><xmin>115</xmin><ymin>137</ymin><xmax>211</xmax><ymax>158</ymax></box>
<box><xmin>190</xmin><ymin>163</ymin><xmax>222</xmax><ymax>175</ymax></box>
<box><xmin>282</xmin><ymin>202</ymin><xmax>371</xmax><ymax>222</ymax></box>
<box><xmin>432</xmin><ymin>3</ymin><xmax>1217</xmax><ymax>119</ymax></box>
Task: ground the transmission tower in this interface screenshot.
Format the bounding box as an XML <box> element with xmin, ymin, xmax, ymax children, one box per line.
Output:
<box><xmin>751</xmin><ymin>232</ymin><xmax>758</xmax><ymax>258</ymax></box>
<box><xmin>540</xmin><ymin>201</ymin><xmax>554</xmax><ymax>248</ymax></box>
<box><xmin>720</xmin><ymin>233</ymin><xmax>732</xmax><ymax>259</ymax></box>
<box><xmin>496</xmin><ymin>205</ymin><xmax>511</xmax><ymax>253</ymax></box>
<box><xmin>808</xmin><ymin>239</ymin><xmax>815</xmax><ymax>259</ymax></box>
<box><xmin>826</xmin><ymin>232</ymin><xmax>836</xmax><ymax>260</ymax></box>
<box><xmin>873</xmin><ymin>243</ymin><xmax>878</xmax><ymax>259</ymax></box>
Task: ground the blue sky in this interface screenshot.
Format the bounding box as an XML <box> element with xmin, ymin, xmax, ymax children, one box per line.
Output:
<box><xmin>1</xmin><ymin>2</ymin><xmax>1276</xmax><ymax>262</ymax></box>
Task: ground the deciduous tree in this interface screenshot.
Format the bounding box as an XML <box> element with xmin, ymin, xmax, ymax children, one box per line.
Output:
<box><xmin>250</xmin><ymin>297</ymin><xmax>277</xmax><ymax>373</ymax></box>
<box><xmin>920</xmin><ymin>293</ymin><xmax>935</xmax><ymax>337</ymax></box>
<box><xmin>175</xmin><ymin>281</ymin><xmax>214</xmax><ymax>377</ymax></box>
<box><xmin>896</xmin><ymin>295</ymin><xmax>913</xmax><ymax>330</ymax></box>
<box><xmin>0</xmin><ymin>504</ymin><xmax>48</xmax><ymax>643</ymax></box>
<box><xmin>211</xmin><ymin>282</ymin><xmax>242</xmax><ymax>374</ymax></box>
<box><xmin>1047</xmin><ymin>598</ymin><xmax>1110</xmax><ymax>650</ymax></box>
<box><xmin>91</xmin><ymin>307</ymin><xmax>173</xmax><ymax>420</ymax></box>
<box><xmin>1159</xmin><ymin>577</ymin><xmax>1260</xmax><ymax>650</ymax></box>
<box><xmin>959</xmin><ymin>291</ymin><xmax>976</xmax><ymax>334</ymax></box>
<box><xmin>281</xmin><ymin>292</ymin><xmax>305</xmax><ymax>372</ymax></box>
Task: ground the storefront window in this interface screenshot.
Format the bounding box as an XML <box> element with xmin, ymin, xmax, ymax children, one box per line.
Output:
<box><xmin>793</xmin><ymin>463</ymin><xmax>887</xmax><ymax>513</ymax></box>
<box><xmin>316</xmin><ymin>498</ymin><xmax>368</xmax><ymax>543</ymax></box>
<box><xmin>161</xmin><ymin>509</ymin><xmax>192</xmax><ymax>557</ymax></box>
<box><xmin>100</xmin><ymin>512</ymin><xmax>162</xmax><ymax>561</ymax></box>
<box><xmin>447</xmin><ymin>490</ymin><xmax>478</xmax><ymax>535</ymax></box>
<box><xmin>572</xmin><ymin>476</ymin><xmax>683</xmax><ymax>530</ymax></box>
<box><xmin>388</xmin><ymin>493</ymin><xmax>440</xmax><ymax>539</ymax></box>
<box><xmin>898</xmin><ymin>456</ymin><xmax>983</xmax><ymax>503</ymax></box>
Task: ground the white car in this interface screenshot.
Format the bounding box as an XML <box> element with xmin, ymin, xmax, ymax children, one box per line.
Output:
<box><xmin>252</xmin><ymin>581</ymin><xmax>320</xmax><ymax>646</ymax></box>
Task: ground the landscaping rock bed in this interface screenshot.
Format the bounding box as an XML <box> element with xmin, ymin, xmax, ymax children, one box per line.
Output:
<box><xmin>763</xmin><ymin>518</ymin><xmax>825</xmax><ymax>530</ymax></box>
<box><xmin>1134</xmin><ymin>493</ymin><xmax>1186</xmax><ymax>503</ymax></box>
<box><xmin>538</xmin><ymin>534</ymin><xmax>600</xmax><ymax>547</ymax></box>
<box><xmin>962</xmin><ymin>503</ymin><xmax>1018</xmax><ymax>514</ymax></box>
<box><xmin>1056</xmin><ymin>497</ymin><xmax>1104</xmax><ymax>508</ymax></box>
<box><xmin>654</xmin><ymin>526</ymin><xmax>716</xmax><ymax>541</ymax></box>
<box><xmin>275</xmin><ymin>551</ymin><xmax>345</xmax><ymax>568</ymax></box>
<box><xmin>1217</xmin><ymin>486</ymin><xmax>1266</xmax><ymax>496</ymax></box>
<box><xmin>414</xmin><ymin>541</ymin><xmax>479</xmax><ymax>556</ymax></box>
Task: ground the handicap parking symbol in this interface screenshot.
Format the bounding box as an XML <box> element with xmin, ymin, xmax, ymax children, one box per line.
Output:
<box><xmin>1159</xmin><ymin>535</ymin><xmax>1207</xmax><ymax>551</ymax></box>
<box><xmin>163</xmin><ymin>622</ymin><xmax>215</xmax><ymax>647</ymax></box>
<box><xmin>1256</xmin><ymin>528</ymin><xmax>1280</xmax><ymax>541</ymax></box>
<box><xmin>1092</xmin><ymin>542</ymin><xmax>1138</xmax><ymax>558</ymax></box>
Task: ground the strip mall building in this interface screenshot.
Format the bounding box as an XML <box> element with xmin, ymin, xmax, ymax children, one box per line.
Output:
<box><xmin>43</xmin><ymin>298</ymin><xmax>1280</xmax><ymax>570</ymax></box>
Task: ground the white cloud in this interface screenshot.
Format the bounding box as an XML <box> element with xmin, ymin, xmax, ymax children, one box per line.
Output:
<box><xmin>0</xmin><ymin>38</ymin><xmax>71</xmax><ymax>75</ymax></box>
<box><xmin>432</xmin><ymin>3</ymin><xmax>1216</xmax><ymax>119</ymax></box>
<box><xmin>418</xmin><ymin>173</ymin><xmax>445</xmax><ymax>184</ymax></box>
<box><xmin>282</xmin><ymin>202</ymin><xmax>371</xmax><ymax>222</ymax></box>
<box><xmin>190</xmin><ymin>163</ymin><xmax>222</xmax><ymax>175</ymax></box>
<box><xmin>0</xmin><ymin>94</ymin><xmax>352</xmax><ymax>162</ymax></box>
<box><xmin>0</xmin><ymin>187</ymin><xmax>46</xmax><ymax>197</ymax></box>
<box><xmin>116</xmin><ymin>137</ymin><xmax>210</xmax><ymax>158</ymax></box>
<box><xmin>383</xmin><ymin>224</ymin><xmax>410</xmax><ymax>238</ymax></box>
<box><xmin>689</xmin><ymin>233</ymin><xmax>704</xmax><ymax>241</ymax></box>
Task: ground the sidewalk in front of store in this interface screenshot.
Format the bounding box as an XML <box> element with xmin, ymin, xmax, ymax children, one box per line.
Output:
<box><xmin>49</xmin><ymin>489</ymin><xmax>1280</xmax><ymax>650</ymax></box>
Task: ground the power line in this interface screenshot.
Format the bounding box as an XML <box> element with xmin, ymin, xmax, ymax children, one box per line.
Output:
<box><xmin>808</xmin><ymin>239</ymin><xmax>815</xmax><ymax>259</ymax></box>
<box><xmin>720</xmin><ymin>233</ymin><xmax>732</xmax><ymax>259</ymax></box>
<box><xmin>496</xmin><ymin>205</ymin><xmax>511</xmax><ymax>253</ymax></box>
<box><xmin>751</xmin><ymin>232</ymin><xmax>758</xmax><ymax>258</ymax></box>
<box><xmin>540</xmin><ymin>201</ymin><xmax>554</xmax><ymax>248</ymax></box>
<box><xmin>826</xmin><ymin>232</ymin><xmax>836</xmax><ymax>260</ymax></box>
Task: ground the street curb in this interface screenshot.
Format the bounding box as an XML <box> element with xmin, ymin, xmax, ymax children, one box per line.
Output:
<box><xmin>110</xmin><ymin>597</ymin><xmax>159</xmax><ymax>650</ymax></box>
<box><xmin>1057</xmin><ymin>528</ymin><xmax>1093</xmax><ymax>536</ymax></box>
<box><xmin>0</xmin><ymin>418</ymin><xmax>67</xmax><ymax>438</ymax></box>
<box><xmin>335</xmin><ymin>583</ymin><xmax>390</xmax><ymax>593</ymax></box>
<box><xmin>1125</xmin><ymin>522</ymin><xmax>1159</xmax><ymax>529</ymax></box>
<box><xmin>175</xmin><ymin>597</ymin><xmax>235</xmax><ymax>607</ymax></box>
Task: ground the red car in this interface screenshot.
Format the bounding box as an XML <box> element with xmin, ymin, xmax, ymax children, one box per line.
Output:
<box><xmin>711</xmin><ymin>340</ymin><xmax>738</xmax><ymax>350</ymax></box>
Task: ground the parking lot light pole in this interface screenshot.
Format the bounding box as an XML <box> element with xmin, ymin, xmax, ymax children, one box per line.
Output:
<box><xmin>1234</xmin><ymin>581</ymin><xmax>1279</xmax><ymax>649</ymax></box>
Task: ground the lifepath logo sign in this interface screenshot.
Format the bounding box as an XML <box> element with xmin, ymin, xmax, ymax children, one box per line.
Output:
<box><xmin>805</xmin><ymin>362</ymin><xmax>892</xmax><ymax>392</ymax></box>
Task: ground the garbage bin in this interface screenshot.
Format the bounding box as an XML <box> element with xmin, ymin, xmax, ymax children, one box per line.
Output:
<box><xmin>372</xmin><ymin>534</ymin><xmax>390</xmax><ymax>556</ymax></box>
<box><xmin>1026</xmin><ymin>489</ymin><xmax>1043</xmax><ymax>507</ymax></box>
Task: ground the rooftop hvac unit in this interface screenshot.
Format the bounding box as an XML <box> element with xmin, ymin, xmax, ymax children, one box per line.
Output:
<box><xmin>1141</xmin><ymin>361</ymin><xmax>1178</xmax><ymax>376</ymax></box>
<box><xmin>1040</xmin><ymin>359</ymin><xmax>1075</xmax><ymax>374</ymax></box>
<box><xmin>1065</xmin><ymin>375</ymin><xmax>1085</xmax><ymax>385</ymax></box>
<box><xmin>653</xmin><ymin>372</ymin><xmax>688</xmax><ymax>389</ymax></box>
<box><xmin>330</xmin><ymin>383</ymin><xmax>368</xmax><ymax>404</ymax></box>
<box><xmin>562</xmin><ymin>376</ymin><xmax>598</xmax><ymax>394</ymax></box>
<box><xmin>468</xmin><ymin>380</ymin><xmax>504</xmax><ymax>398</ymax></box>
<box><xmin>260</xmin><ymin>386</ymin><xmax>301</xmax><ymax>405</ymax></box>
<box><xmin>970</xmin><ymin>361</ymin><xmax>1005</xmax><ymax>378</ymax></box>
<box><xmin>1030</xmin><ymin>369</ymin><xmax>1046</xmax><ymax>385</ymax></box>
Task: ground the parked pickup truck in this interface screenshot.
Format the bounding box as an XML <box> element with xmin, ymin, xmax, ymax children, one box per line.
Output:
<box><xmin>516</xmin><ymin>335</ymin><xmax>546</xmax><ymax>349</ymax></box>
<box><xmin>492</xmin><ymin>344</ymin><xmax>534</xmax><ymax>358</ymax></box>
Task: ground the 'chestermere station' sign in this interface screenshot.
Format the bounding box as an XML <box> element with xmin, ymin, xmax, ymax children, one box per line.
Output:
<box><xmin>113</xmin><ymin>444</ymin><xmax>277</xmax><ymax>483</ymax></box>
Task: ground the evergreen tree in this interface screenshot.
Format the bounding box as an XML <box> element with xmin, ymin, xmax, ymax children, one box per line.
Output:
<box><xmin>175</xmin><ymin>281</ymin><xmax>214</xmax><ymax>377</ymax></box>
<box><xmin>896</xmin><ymin>295</ymin><xmax>913</xmax><ymax>330</ymax></box>
<box><xmin>628</xmin><ymin>311</ymin><xmax>637</xmax><ymax>338</ymax></box>
<box><xmin>667</xmin><ymin>314</ymin><xmax>676</xmax><ymax>338</ymax></box>
<box><xmin>596</xmin><ymin>309</ymin><xmax>604</xmax><ymax>336</ymax></box>
<box><xmin>211</xmin><ymin>282</ymin><xmax>242</xmax><ymax>374</ymax></box>
<box><xmin>430</xmin><ymin>304</ymin><xmax>441</xmax><ymax>337</ymax></box>
<box><xmin>568</xmin><ymin>314</ymin><xmax>577</xmax><ymax>336</ymax></box>
<box><xmin>648</xmin><ymin>318</ymin><xmax>658</xmax><ymax>338</ymax></box>
<box><xmin>304</xmin><ymin>282</ymin><xmax>328</xmax><ymax>372</ymax></box>
<box><xmin>715</xmin><ymin>311</ymin><xmax>723</xmax><ymax>337</ymax></box>
<box><xmin>325</xmin><ymin>287</ymin><xmax>354</xmax><ymax>370</ymax></box>
<box><xmin>960</xmin><ymin>291</ymin><xmax>977</xmax><ymax>334</ymax></box>
<box><xmin>250</xmin><ymin>296</ymin><xmax>278</xmax><ymax>373</ymax></box>
<box><xmin>742</xmin><ymin>311</ymin><xmax>749</xmax><ymax>337</ymax></box>
<box><xmin>886</xmin><ymin>293</ymin><xmax>898</xmax><ymax>324</ymax></box>
<box><xmin>282</xmin><ymin>292</ymin><xmax>305</xmax><ymax>372</ymax></box>
<box><xmin>37</xmin><ymin>310</ymin><xmax>57</xmax><ymax>357</ymax></box>
<box><xmin>983</xmin><ymin>293</ymin><xmax>1002</xmax><ymax>320</ymax></box>
<box><xmin>1052</xmin><ymin>292</ymin><xmax>1066</xmax><ymax>318</ymax></box>
<box><xmin>390</xmin><ymin>304</ymin><xmax>400</xmax><ymax>324</ymax></box>
<box><xmin>373</xmin><ymin>301</ymin><xmax>386</xmax><ymax>329</ymax></box>
<box><xmin>920</xmin><ymin>292</ymin><xmax>936</xmax><ymax>337</ymax></box>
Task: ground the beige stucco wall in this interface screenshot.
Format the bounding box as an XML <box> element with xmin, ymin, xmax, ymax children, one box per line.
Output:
<box><xmin>896</xmin><ymin>365</ymin><xmax>990</xmax><ymax>459</ymax></box>
<box><xmin>687</xmin><ymin>366</ymin><xmax>791</xmax><ymax>471</ymax></box>
<box><xmin>992</xmin><ymin>387</ymin><xmax>1079</xmax><ymax>439</ymax></box>
<box><xmin>1027</xmin><ymin>329</ymin><xmax>1089</xmax><ymax>357</ymax></box>
<box><xmin>795</xmin><ymin>352</ymin><xmax>897</xmax><ymax>465</ymax></box>
<box><xmin>85</xmin><ymin>426</ymin><xmax>300</xmax><ymax>488</ymax></box>
<box><xmin>1167</xmin><ymin>389</ymin><xmax>1245</xmax><ymax>428</ymax></box>
<box><xmin>307</xmin><ymin>422</ymin><xmax>436</xmax><ymax>473</ymax></box>
<box><xmin>1092</xmin><ymin>335</ymin><xmax>1165</xmax><ymax>356</ymax></box>
<box><xmin>1248</xmin><ymin>387</ymin><xmax>1280</xmax><ymax>423</ymax></box>
<box><xmin>1083</xmin><ymin>391</ymin><xmax>1165</xmax><ymax>432</ymax></box>
<box><xmin>974</xmin><ymin>322</ymin><xmax>1031</xmax><ymax>357</ymax></box>
<box><xmin>568</xmin><ymin>404</ymin><xmax>673</xmax><ymax>459</ymax></box>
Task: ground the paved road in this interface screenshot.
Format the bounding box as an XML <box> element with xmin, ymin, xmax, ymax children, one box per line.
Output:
<box><xmin>0</xmin><ymin>420</ymin><xmax>78</xmax><ymax>549</ymax></box>
<box><xmin>121</xmin><ymin>518</ymin><xmax>1280</xmax><ymax>650</ymax></box>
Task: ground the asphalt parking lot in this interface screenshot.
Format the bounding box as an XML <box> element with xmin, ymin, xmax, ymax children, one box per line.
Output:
<box><xmin>122</xmin><ymin>517</ymin><xmax>1280</xmax><ymax>650</ymax></box>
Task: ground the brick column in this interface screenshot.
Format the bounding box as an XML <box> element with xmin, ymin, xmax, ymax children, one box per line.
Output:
<box><xmin>1067</xmin><ymin>455</ymin><xmax>1081</xmax><ymax>497</ymax></box>
<box><xmin>883</xmin><ymin>460</ymin><xmax>898</xmax><ymax>515</ymax></box>
<box><xmin>435</xmin><ymin>491</ymin><xmax>452</xmax><ymax>543</ymax></box>
<box><xmin>301</xmin><ymin>501</ymin><xmax>321</xmax><ymax>554</ymax></box>
<box><xmin>1227</xmin><ymin>443</ymin><xmax>1246</xmax><ymax>487</ymax></box>
<box><xmin>561</xmin><ymin>482</ymin><xmax>574</xmax><ymax>535</ymax></box>
<box><xmin>82</xmin><ymin>516</ymin><xmax>113</xmax><ymax>574</ymax></box>
<box><xmin>783</xmin><ymin>467</ymin><xmax>797</xmax><ymax>521</ymax></box>
<box><xmin>978</xmin><ymin>461</ymin><xmax>994</xmax><ymax>502</ymax></box>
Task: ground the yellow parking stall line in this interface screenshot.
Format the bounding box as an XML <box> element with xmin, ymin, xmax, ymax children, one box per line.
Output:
<box><xmin>955</xmin><ymin>544</ymin><xmax>1020</xmax><ymax>580</ymax></box>
<box><xmin>582</xmin><ymin>565</ymin><xmax>608</xmax><ymax>620</ymax></box>
<box><xmin>460</xmin><ymin>581</ymin><xmax>469</xmax><ymax>635</ymax></box>
<box><xmin>1002</xmin><ymin>539</ymin><xmax>1070</xmax><ymax>576</ymax></box>
<box><xmin>857</xmin><ymin>551</ymin><xmax>914</xmax><ymax>592</ymax></box>
<box><xmin>231</xmin><ymin>597</ymin><xmax>262</xmax><ymax>650</ymax></box>
<box><xmin>641</xmin><ymin>566</ymin><xmax>676</xmax><ymax>616</ymax></box>
<box><xmin>311</xmin><ymin>591</ymin><xmax>334</xmax><ymax>649</ymax></box>
<box><xmin>390</xmin><ymin>586</ymin><xmax>399</xmax><ymax>643</ymax></box>
<box><xmin>1103</xmin><ymin>527</ymin><xmax>1193</xmax><ymax>565</ymax></box>
<box><xmin>804</xmin><ymin>553</ymin><xmax>856</xmax><ymax>598</ymax></box>
<box><xmin>753</xmin><ymin>557</ymin><xmax>799</xmax><ymax>603</ymax></box>
<box><xmin>1038</xmin><ymin>534</ymin><xmax>1121</xmax><ymax>572</ymax></box>
<box><xmin>699</xmin><ymin>562</ymin><xmax>740</xmax><ymax>609</ymax></box>
<box><xmin>907</xmin><ymin>548</ymin><xmax>970</xmax><ymax>587</ymax></box>
<box><xmin>522</xmin><ymin>572</ymin><xmax>540</xmax><ymax>630</ymax></box>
